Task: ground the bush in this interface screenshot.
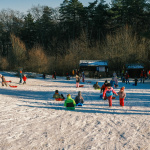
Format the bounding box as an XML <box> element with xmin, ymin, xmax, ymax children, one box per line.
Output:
<box><xmin>0</xmin><ymin>57</ymin><xmax>9</xmax><ymax>70</ymax></box>
<box><xmin>27</xmin><ymin>45</ymin><xmax>49</xmax><ymax>73</ymax></box>
<box><xmin>10</xmin><ymin>34</ymin><xmax>27</xmax><ymax>69</ymax></box>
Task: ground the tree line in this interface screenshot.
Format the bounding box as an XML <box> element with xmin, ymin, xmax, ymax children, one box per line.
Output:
<box><xmin>0</xmin><ymin>0</ymin><xmax>150</xmax><ymax>74</ymax></box>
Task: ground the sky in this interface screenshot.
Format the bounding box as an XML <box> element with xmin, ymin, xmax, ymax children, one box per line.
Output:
<box><xmin>0</xmin><ymin>0</ymin><xmax>112</xmax><ymax>13</ymax></box>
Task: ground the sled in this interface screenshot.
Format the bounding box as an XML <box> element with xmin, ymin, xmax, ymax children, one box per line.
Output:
<box><xmin>94</xmin><ymin>88</ymin><xmax>100</xmax><ymax>90</ymax></box>
<box><xmin>6</xmin><ymin>80</ymin><xmax>12</xmax><ymax>83</ymax></box>
<box><xmin>76</xmin><ymin>103</ymin><xmax>83</xmax><ymax>106</ymax></box>
<box><xmin>9</xmin><ymin>85</ymin><xmax>17</xmax><ymax>88</ymax></box>
<box><xmin>55</xmin><ymin>98</ymin><xmax>65</xmax><ymax>101</ymax></box>
<box><xmin>79</xmin><ymin>85</ymin><xmax>84</xmax><ymax>87</ymax></box>
<box><xmin>66</xmin><ymin>77</ymin><xmax>70</xmax><ymax>80</ymax></box>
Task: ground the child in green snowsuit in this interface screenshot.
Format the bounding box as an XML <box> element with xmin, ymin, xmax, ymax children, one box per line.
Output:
<box><xmin>64</xmin><ymin>94</ymin><xmax>76</xmax><ymax>110</ymax></box>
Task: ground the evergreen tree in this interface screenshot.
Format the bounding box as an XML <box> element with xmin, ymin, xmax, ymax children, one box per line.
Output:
<box><xmin>21</xmin><ymin>13</ymin><xmax>35</xmax><ymax>49</ymax></box>
<box><xmin>110</xmin><ymin>0</ymin><xmax>150</xmax><ymax>34</ymax></box>
<box><xmin>59</xmin><ymin>0</ymin><xmax>85</xmax><ymax>40</ymax></box>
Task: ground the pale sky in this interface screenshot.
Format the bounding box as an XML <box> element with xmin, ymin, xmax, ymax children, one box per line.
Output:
<box><xmin>0</xmin><ymin>0</ymin><xmax>112</xmax><ymax>13</ymax></box>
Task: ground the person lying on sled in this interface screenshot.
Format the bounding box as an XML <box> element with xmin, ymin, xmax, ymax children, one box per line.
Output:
<box><xmin>75</xmin><ymin>91</ymin><xmax>84</xmax><ymax>106</ymax></box>
<box><xmin>93</xmin><ymin>82</ymin><xmax>100</xmax><ymax>89</ymax></box>
<box><xmin>64</xmin><ymin>94</ymin><xmax>76</xmax><ymax>110</ymax></box>
<box><xmin>53</xmin><ymin>90</ymin><xmax>65</xmax><ymax>100</ymax></box>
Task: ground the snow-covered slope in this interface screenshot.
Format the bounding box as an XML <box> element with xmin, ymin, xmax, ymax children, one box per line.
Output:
<box><xmin>0</xmin><ymin>71</ymin><xmax>150</xmax><ymax>150</ymax></box>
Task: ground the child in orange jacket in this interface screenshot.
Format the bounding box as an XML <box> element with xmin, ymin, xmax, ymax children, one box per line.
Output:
<box><xmin>22</xmin><ymin>75</ymin><xmax>27</xmax><ymax>84</ymax></box>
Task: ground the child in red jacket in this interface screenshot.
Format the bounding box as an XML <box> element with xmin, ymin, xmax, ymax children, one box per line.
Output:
<box><xmin>103</xmin><ymin>83</ymin><xmax>118</xmax><ymax>107</ymax></box>
<box><xmin>118</xmin><ymin>87</ymin><xmax>126</xmax><ymax>107</ymax></box>
<box><xmin>22</xmin><ymin>75</ymin><xmax>27</xmax><ymax>84</ymax></box>
<box><xmin>100</xmin><ymin>80</ymin><xmax>108</xmax><ymax>93</ymax></box>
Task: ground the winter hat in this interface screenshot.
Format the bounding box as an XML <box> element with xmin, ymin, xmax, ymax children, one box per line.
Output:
<box><xmin>67</xmin><ymin>94</ymin><xmax>71</xmax><ymax>97</ymax></box>
<box><xmin>105</xmin><ymin>80</ymin><xmax>108</xmax><ymax>83</ymax></box>
<box><xmin>78</xmin><ymin>91</ymin><xmax>81</xmax><ymax>96</ymax></box>
<box><xmin>55</xmin><ymin>90</ymin><xmax>59</xmax><ymax>93</ymax></box>
<box><xmin>120</xmin><ymin>86</ymin><xmax>125</xmax><ymax>91</ymax></box>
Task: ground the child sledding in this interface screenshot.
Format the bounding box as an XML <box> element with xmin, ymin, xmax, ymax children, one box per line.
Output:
<box><xmin>74</xmin><ymin>91</ymin><xmax>84</xmax><ymax>106</ymax></box>
<box><xmin>66</xmin><ymin>72</ymin><xmax>71</xmax><ymax>80</ymax></box>
<box><xmin>93</xmin><ymin>82</ymin><xmax>100</xmax><ymax>90</ymax></box>
<box><xmin>53</xmin><ymin>90</ymin><xmax>65</xmax><ymax>101</ymax></box>
<box><xmin>64</xmin><ymin>94</ymin><xmax>76</xmax><ymax>110</ymax></box>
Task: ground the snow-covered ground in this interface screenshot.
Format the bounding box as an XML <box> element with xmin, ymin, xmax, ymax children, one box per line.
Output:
<box><xmin>0</xmin><ymin>71</ymin><xmax>150</xmax><ymax>150</ymax></box>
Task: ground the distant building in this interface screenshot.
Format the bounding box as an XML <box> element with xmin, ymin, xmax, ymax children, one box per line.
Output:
<box><xmin>126</xmin><ymin>64</ymin><xmax>144</xmax><ymax>78</ymax></box>
<box><xmin>79</xmin><ymin>60</ymin><xmax>108</xmax><ymax>78</ymax></box>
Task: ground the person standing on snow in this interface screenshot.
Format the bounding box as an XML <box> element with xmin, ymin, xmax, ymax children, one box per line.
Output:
<box><xmin>118</xmin><ymin>87</ymin><xmax>126</xmax><ymax>107</ymax></box>
<box><xmin>82</xmin><ymin>71</ymin><xmax>85</xmax><ymax>82</ymax></box>
<box><xmin>110</xmin><ymin>77</ymin><xmax>115</xmax><ymax>88</ymax></box>
<box><xmin>22</xmin><ymin>75</ymin><xmax>27</xmax><ymax>84</ymax></box>
<box><xmin>148</xmin><ymin>70</ymin><xmax>150</xmax><ymax>79</ymax></box>
<box><xmin>103</xmin><ymin>83</ymin><xmax>118</xmax><ymax>107</ymax></box>
<box><xmin>125</xmin><ymin>71</ymin><xmax>130</xmax><ymax>84</ymax></box>
<box><xmin>19</xmin><ymin>69</ymin><xmax>23</xmax><ymax>83</ymax></box>
<box><xmin>52</xmin><ymin>71</ymin><xmax>56</xmax><ymax>79</ymax></box>
<box><xmin>76</xmin><ymin>74</ymin><xmax>80</xmax><ymax>88</ymax></box>
<box><xmin>100</xmin><ymin>80</ymin><xmax>108</xmax><ymax>93</ymax></box>
<box><xmin>72</xmin><ymin>70</ymin><xmax>75</xmax><ymax>77</ymax></box>
<box><xmin>113</xmin><ymin>76</ymin><xmax>118</xmax><ymax>87</ymax></box>
<box><xmin>113</xmin><ymin>71</ymin><xmax>117</xmax><ymax>77</ymax></box>
<box><xmin>0</xmin><ymin>75</ymin><xmax>7</xmax><ymax>87</ymax></box>
<box><xmin>133</xmin><ymin>76</ymin><xmax>138</xmax><ymax>86</ymax></box>
<box><xmin>140</xmin><ymin>69</ymin><xmax>146</xmax><ymax>83</ymax></box>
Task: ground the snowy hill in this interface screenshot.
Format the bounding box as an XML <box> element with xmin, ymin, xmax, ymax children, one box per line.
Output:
<box><xmin>0</xmin><ymin>71</ymin><xmax>150</xmax><ymax>150</ymax></box>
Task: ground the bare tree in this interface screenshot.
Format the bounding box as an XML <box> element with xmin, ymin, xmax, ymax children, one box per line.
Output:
<box><xmin>27</xmin><ymin>45</ymin><xmax>49</xmax><ymax>73</ymax></box>
<box><xmin>10</xmin><ymin>34</ymin><xmax>26</xmax><ymax>69</ymax></box>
